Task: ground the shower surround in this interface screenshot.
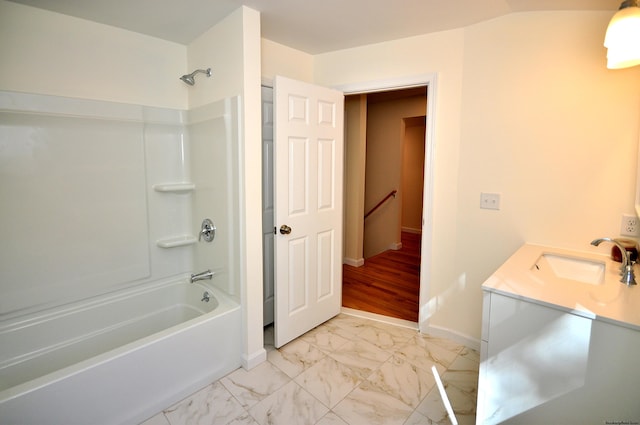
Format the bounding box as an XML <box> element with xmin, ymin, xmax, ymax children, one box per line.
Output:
<box><xmin>0</xmin><ymin>90</ymin><xmax>243</xmax><ymax>424</ymax></box>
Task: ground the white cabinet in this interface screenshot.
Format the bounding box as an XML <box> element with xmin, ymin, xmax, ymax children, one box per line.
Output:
<box><xmin>477</xmin><ymin>291</ymin><xmax>640</xmax><ymax>424</ymax></box>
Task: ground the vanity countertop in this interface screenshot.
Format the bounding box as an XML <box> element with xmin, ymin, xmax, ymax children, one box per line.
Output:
<box><xmin>482</xmin><ymin>243</ymin><xmax>640</xmax><ymax>331</ymax></box>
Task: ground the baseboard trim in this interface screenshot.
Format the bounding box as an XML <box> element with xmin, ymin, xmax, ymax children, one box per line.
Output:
<box><xmin>241</xmin><ymin>348</ymin><xmax>267</xmax><ymax>370</ymax></box>
<box><xmin>401</xmin><ymin>227</ymin><xmax>422</xmax><ymax>234</ymax></box>
<box><xmin>343</xmin><ymin>257</ymin><xmax>365</xmax><ymax>267</ymax></box>
<box><xmin>388</xmin><ymin>242</ymin><xmax>402</xmax><ymax>251</ymax></box>
<box><xmin>422</xmin><ymin>323</ymin><xmax>480</xmax><ymax>351</ymax></box>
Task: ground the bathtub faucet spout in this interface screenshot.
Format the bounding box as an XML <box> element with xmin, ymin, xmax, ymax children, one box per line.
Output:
<box><xmin>190</xmin><ymin>269</ymin><xmax>214</xmax><ymax>283</ymax></box>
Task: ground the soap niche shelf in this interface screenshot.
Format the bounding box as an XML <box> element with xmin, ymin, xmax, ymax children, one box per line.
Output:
<box><xmin>153</xmin><ymin>182</ymin><xmax>196</xmax><ymax>247</ymax></box>
<box><xmin>156</xmin><ymin>235</ymin><xmax>197</xmax><ymax>248</ymax></box>
<box><xmin>152</xmin><ymin>183</ymin><xmax>195</xmax><ymax>193</ymax></box>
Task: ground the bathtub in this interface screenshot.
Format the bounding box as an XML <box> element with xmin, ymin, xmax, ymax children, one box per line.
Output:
<box><xmin>0</xmin><ymin>277</ymin><xmax>242</xmax><ymax>425</ymax></box>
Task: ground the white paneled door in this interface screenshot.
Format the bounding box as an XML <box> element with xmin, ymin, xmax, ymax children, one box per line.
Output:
<box><xmin>273</xmin><ymin>76</ymin><xmax>344</xmax><ymax>348</ymax></box>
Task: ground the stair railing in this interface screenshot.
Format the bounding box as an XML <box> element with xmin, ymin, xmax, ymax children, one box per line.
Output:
<box><xmin>364</xmin><ymin>189</ymin><xmax>397</xmax><ymax>219</ymax></box>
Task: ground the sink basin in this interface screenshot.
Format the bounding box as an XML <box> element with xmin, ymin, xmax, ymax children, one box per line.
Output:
<box><xmin>533</xmin><ymin>253</ymin><xmax>606</xmax><ymax>285</ymax></box>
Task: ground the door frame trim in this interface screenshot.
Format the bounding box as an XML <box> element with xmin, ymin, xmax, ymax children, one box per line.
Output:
<box><xmin>337</xmin><ymin>73</ymin><xmax>438</xmax><ymax>333</ymax></box>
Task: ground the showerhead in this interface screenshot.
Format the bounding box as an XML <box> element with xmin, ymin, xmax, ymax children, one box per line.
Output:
<box><xmin>180</xmin><ymin>68</ymin><xmax>212</xmax><ymax>86</ymax></box>
<box><xmin>180</xmin><ymin>75</ymin><xmax>196</xmax><ymax>86</ymax></box>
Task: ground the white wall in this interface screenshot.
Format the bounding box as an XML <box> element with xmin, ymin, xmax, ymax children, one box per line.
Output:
<box><xmin>313</xmin><ymin>29</ymin><xmax>466</xmax><ymax>339</ymax></box>
<box><xmin>187</xmin><ymin>8</ymin><xmax>245</xmax><ymax>109</ymax></box>
<box><xmin>0</xmin><ymin>0</ymin><xmax>266</xmax><ymax>368</ymax></box>
<box><xmin>186</xmin><ymin>6</ymin><xmax>266</xmax><ymax>369</ymax></box>
<box><xmin>313</xmin><ymin>11</ymin><xmax>640</xmax><ymax>342</ymax></box>
<box><xmin>451</xmin><ymin>11</ymin><xmax>640</xmax><ymax>340</ymax></box>
<box><xmin>0</xmin><ymin>1</ymin><xmax>193</xmax><ymax>313</ymax></box>
<box><xmin>9</xmin><ymin>0</ymin><xmax>636</xmax><ymax>361</ymax></box>
<box><xmin>238</xmin><ymin>7</ymin><xmax>267</xmax><ymax>369</ymax></box>
<box><xmin>186</xmin><ymin>7</ymin><xmax>251</xmax><ymax>300</ymax></box>
<box><xmin>0</xmin><ymin>0</ymin><xmax>187</xmax><ymax>109</ymax></box>
<box><xmin>261</xmin><ymin>39</ymin><xmax>314</xmax><ymax>84</ymax></box>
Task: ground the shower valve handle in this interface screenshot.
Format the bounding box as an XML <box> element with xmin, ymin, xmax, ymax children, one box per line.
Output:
<box><xmin>199</xmin><ymin>219</ymin><xmax>216</xmax><ymax>242</ymax></box>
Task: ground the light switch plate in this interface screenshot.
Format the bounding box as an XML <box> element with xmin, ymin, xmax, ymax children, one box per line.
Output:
<box><xmin>480</xmin><ymin>192</ymin><xmax>501</xmax><ymax>210</ymax></box>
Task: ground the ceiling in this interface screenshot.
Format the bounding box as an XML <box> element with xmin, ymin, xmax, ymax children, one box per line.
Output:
<box><xmin>7</xmin><ymin>0</ymin><xmax>621</xmax><ymax>54</ymax></box>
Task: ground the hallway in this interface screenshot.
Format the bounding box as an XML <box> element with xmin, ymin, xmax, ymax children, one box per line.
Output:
<box><xmin>142</xmin><ymin>313</ymin><xmax>478</xmax><ymax>425</ymax></box>
<box><xmin>342</xmin><ymin>232</ymin><xmax>421</xmax><ymax>322</ymax></box>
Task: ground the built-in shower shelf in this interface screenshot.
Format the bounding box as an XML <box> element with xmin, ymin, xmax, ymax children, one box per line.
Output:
<box><xmin>156</xmin><ymin>235</ymin><xmax>198</xmax><ymax>248</ymax></box>
<box><xmin>152</xmin><ymin>183</ymin><xmax>195</xmax><ymax>193</ymax></box>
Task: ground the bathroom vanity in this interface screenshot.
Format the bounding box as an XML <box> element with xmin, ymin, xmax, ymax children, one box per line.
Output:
<box><xmin>477</xmin><ymin>244</ymin><xmax>640</xmax><ymax>424</ymax></box>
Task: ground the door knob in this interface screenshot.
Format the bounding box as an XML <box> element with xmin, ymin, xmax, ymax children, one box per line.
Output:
<box><xmin>279</xmin><ymin>224</ymin><xmax>292</xmax><ymax>235</ymax></box>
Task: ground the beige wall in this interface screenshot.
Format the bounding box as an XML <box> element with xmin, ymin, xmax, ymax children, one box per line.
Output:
<box><xmin>402</xmin><ymin>119</ymin><xmax>426</xmax><ymax>232</ymax></box>
<box><xmin>261</xmin><ymin>39</ymin><xmax>314</xmax><ymax>84</ymax></box>
<box><xmin>313</xmin><ymin>11</ymin><xmax>640</xmax><ymax>342</ymax></box>
<box><xmin>364</xmin><ymin>96</ymin><xmax>427</xmax><ymax>258</ymax></box>
<box><xmin>344</xmin><ymin>95</ymin><xmax>368</xmax><ymax>265</ymax></box>
<box><xmin>0</xmin><ymin>0</ymin><xmax>187</xmax><ymax>109</ymax></box>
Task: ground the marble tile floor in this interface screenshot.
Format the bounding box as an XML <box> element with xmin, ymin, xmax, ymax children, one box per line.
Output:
<box><xmin>141</xmin><ymin>313</ymin><xmax>479</xmax><ymax>425</ymax></box>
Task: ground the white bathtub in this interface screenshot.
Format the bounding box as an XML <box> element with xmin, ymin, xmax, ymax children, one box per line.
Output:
<box><xmin>0</xmin><ymin>278</ymin><xmax>242</xmax><ymax>425</ymax></box>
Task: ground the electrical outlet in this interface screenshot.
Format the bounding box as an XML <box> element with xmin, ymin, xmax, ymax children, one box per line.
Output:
<box><xmin>620</xmin><ymin>213</ymin><xmax>640</xmax><ymax>237</ymax></box>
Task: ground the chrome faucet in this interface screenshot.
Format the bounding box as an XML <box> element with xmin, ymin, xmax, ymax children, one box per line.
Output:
<box><xmin>591</xmin><ymin>238</ymin><xmax>637</xmax><ymax>286</ymax></box>
<box><xmin>190</xmin><ymin>269</ymin><xmax>214</xmax><ymax>283</ymax></box>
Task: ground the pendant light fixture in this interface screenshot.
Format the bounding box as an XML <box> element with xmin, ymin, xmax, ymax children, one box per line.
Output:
<box><xmin>604</xmin><ymin>0</ymin><xmax>640</xmax><ymax>69</ymax></box>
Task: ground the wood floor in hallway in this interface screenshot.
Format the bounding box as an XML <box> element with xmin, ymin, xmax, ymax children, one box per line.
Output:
<box><xmin>342</xmin><ymin>232</ymin><xmax>421</xmax><ymax>322</ymax></box>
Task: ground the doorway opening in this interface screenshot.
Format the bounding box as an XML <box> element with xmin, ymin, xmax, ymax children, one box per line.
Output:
<box><xmin>342</xmin><ymin>87</ymin><xmax>427</xmax><ymax>322</ymax></box>
<box><xmin>262</xmin><ymin>75</ymin><xmax>436</xmax><ymax>335</ymax></box>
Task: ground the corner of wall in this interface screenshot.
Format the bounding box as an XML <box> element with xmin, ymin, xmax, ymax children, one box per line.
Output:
<box><xmin>237</xmin><ymin>4</ymin><xmax>266</xmax><ymax>373</ymax></box>
<box><xmin>260</xmin><ymin>38</ymin><xmax>314</xmax><ymax>83</ymax></box>
<box><xmin>241</xmin><ymin>348</ymin><xmax>267</xmax><ymax>370</ymax></box>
